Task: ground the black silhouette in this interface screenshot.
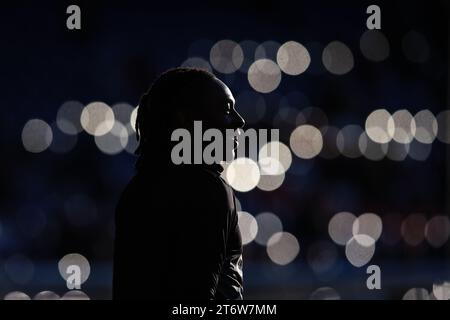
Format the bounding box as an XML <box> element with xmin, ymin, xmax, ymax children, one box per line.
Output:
<box><xmin>113</xmin><ymin>68</ymin><xmax>246</xmax><ymax>300</ymax></box>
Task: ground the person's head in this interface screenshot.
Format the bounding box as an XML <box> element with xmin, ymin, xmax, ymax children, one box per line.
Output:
<box><xmin>135</xmin><ymin>67</ymin><xmax>245</xmax><ymax>165</ymax></box>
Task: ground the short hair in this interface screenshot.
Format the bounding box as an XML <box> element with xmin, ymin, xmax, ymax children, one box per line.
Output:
<box><xmin>135</xmin><ymin>67</ymin><xmax>216</xmax><ymax>155</ymax></box>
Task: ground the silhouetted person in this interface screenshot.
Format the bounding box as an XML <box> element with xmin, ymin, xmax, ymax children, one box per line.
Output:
<box><xmin>113</xmin><ymin>68</ymin><xmax>245</xmax><ymax>300</ymax></box>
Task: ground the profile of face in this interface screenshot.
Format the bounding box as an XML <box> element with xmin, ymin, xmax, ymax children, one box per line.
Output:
<box><xmin>178</xmin><ymin>76</ymin><xmax>245</xmax><ymax>161</ymax></box>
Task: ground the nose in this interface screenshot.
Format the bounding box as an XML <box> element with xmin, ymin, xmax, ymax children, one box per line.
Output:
<box><xmin>232</xmin><ymin>110</ymin><xmax>245</xmax><ymax>129</ymax></box>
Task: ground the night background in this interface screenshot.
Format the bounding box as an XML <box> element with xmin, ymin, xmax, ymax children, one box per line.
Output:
<box><xmin>0</xmin><ymin>0</ymin><xmax>449</xmax><ymax>299</ymax></box>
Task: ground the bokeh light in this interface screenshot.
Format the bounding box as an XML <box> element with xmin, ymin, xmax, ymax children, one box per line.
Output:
<box><xmin>61</xmin><ymin>290</ymin><xmax>90</xmax><ymax>300</ymax></box>
<box><xmin>21</xmin><ymin>119</ymin><xmax>53</xmax><ymax>153</ymax></box>
<box><xmin>4</xmin><ymin>291</ymin><xmax>31</xmax><ymax>300</ymax></box>
<box><xmin>56</xmin><ymin>100</ymin><xmax>84</xmax><ymax>135</ymax></box>
<box><xmin>254</xmin><ymin>212</ymin><xmax>283</xmax><ymax>246</ymax></box>
<box><xmin>401</xmin><ymin>213</ymin><xmax>426</xmax><ymax>246</ymax></box>
<box><xmin>360</xmin><ymin>30</ymin><xmax>390</xmax><ymax>62</ymax></box>
<box><xmin>345</xmin><ymin>234</ymin><xmax>376</xmax><ymax>267</ymax></box>
<box><xmin>33</xmin><ymin>291</ymin><xmax>60</xmax><ymax>300</ymax></box>
<box><xmin>58</xmin><ymin>253</ymin><xmax>91</xmax><ymax>285</ymax></box>
<box><xmin>365</xmin><ymin>109</ymin><xmax>394</xmax><ymax>144</ymax></box>
<box><xmin>94</xmin><ymin>120</ymin><xmax>129</xmax><ymax>155</ymax></box>
<box><xmin>309</xmin><ymin>287</ymin><xmax>340</xmax><ymax>300</ymax></box>
<box><xmin>432</xmin><ymin>282</ymin><xmax>450</xmax><ymax>300</ymax></box>
<box><xmin>276</xmin><ymin>41</ymin><xmax>310</xmax><ymax>75</ymax></box>
<box><xmin>237</xmin><ymin>211</ymin><xmax>258</xmax><ymax>245</ymax></box>
<box><xmin>258</xmin><ymin>141</ymin><xmax>292</xmax><ymax>175</ymax></box>
<box><xmin>80</xmin><ymin>101</ymin><xmax>115</xmax><ymax>136</ymax></box>
<box><xmin>402</xmin><ymin>288</ymin><xmax>430</xmax><ymax>300</ymax></box>
<box><xmin>413</xmin><ymin>109</ymin><xmax>437</xmax><ymax>144</ymax></box>
<box><xmin>425</xmin><ymin>215</ymin><xmax>450</xmax><ymax>248</ymax></box>
<box><xmin>336</xmin><ymin>125</ymin><xmax>363</xmax><ymax>158</ymax></box>
<box><xmin>247</xmin><ymin>59</ymin><xmax>282</xmax><ymax>93</ymax></box>
<box><xmin>210</xmin><ymin>40</ymin><xmax>243</xmax><ymax>74</ymax></box>
<box><xmin>289</xmin><ymin>125</ymin><xmax>323</xmax><ymax>159</ymax></box>
<box><xmin>322</xmin><ymin>41</ymin><xmax>354</xmax><ymax>75</ymax></box>
<box><xmin>328</xmin><ymin>211</ymin><xmax>357</xmax><ymax>246</ymax></box>
<box><xmin>352</xmin><ymin>213</ymin><xmax>383</xmax><ymax>243</ymax></box>
<box><xmin>266</xmin><ymin>232</ymin><xmax>300</xmax><ymax>265</ymax></box>
<box><xmin>224</xmin><ymin>157</ymin><xmax>260</xmax><ymax>192</ymax></box>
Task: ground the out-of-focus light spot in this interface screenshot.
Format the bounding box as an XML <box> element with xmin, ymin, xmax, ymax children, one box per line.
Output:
<box><xmin>4</xmin><ymin>254</ymin><xmax>34</xmax><ymax>285</ymax></box>
<box><xmin>61</xmin><ymin>290</ymin><xmax>90</xmax><ymax>300</ymax></box>
<box><xmin>392</xmin><ymin>109</ymin><xmax>416</xmax><ymax>143</ymax></box>
<box><xmin>365</xmin><ymin>109</ymin><xmax>394</xmax><ymax>144</ymax></box>
<box><xmin>408</xmin><ymin>140</ymin><xmax>431</xmax><ymax>161</ymax></box>
<box><xmin>255</xmin><ymin>41</ymin><xmax>280</xmax><ymax>61</ymax></box>
<box><xmin>4</xmin><ymin>291</ymin><xmax>31</xmax><ymax>300</ymax></box>
<box><xmin>276</xmin><ymin>41</ymin><xmax>310</xmax><ymax>75</ymax></box>
<box><xmin>358</xmin><ymin>132</ymin><xmax>388</xmax><ymax>161</ymax></box>
<box><xmin>56</xmin><ymin>100</ymin><xmax>84</xmax><ymax>135</ymax></box>
<box><xmin>353</xmin><ymin>213</ymin><xmax>383</xmax><ymax>243</ymax></box>
<box><xmin>130</xmin><ymin>107</ymin><xmax>138</xmax><ymax>132</ymax></box>
<box><xmin>436</xmin><ymin>110</ymin><xmax>450</xmax><ymax>143</ymax></box>
<box><xmin>336</xmin><ymin>125</ymin><xmax>363</xmax><ymax>158</ymax></box>
<box><xmin>258</xmin><ymin>141</ymin><xmax>292</xmax><ymax>175</ymax></box>
<box><xmin>22</xmin><ymin>119</ymin><xmax>53</xmax><ymax>153</ymax></box>
<box><xmin>345</xmin><ymin>235</ymin><xmax>376</xmax><ymax>267</ymax></box>
<box><xmin>402</xmin><ymin>288</ymin><xmax>430</xmax><ymax>300</ymax></box>
<box><xmin>58</xmin><ymin>253</ymin><xmax>91</xmax><ymax>285</ymax></box>
<box><xmin>290</xmin><ymin>125</ymin><xmax>323</xmax><ymax>159</ymax></box>
<box><xmin>33</xmin><ymin>291</ymin><xmax>60</xmax><ymax>300</ymax></box>
<box><xmin>64</xmin><ymin>194</ymin><xmax>97</xmax><ymax>227</ymax></box>
<box><xmin>413</xmin><ymin>110</ymin><xmax>437</xmax><ymax>144</ymax></box>
<box><xmin>237</xmin><ymin>211</ymin><xmax>258</xmax><ymax>245</ymax></box>
<box><xmin>267</xmin><ymin>232</ymin><xmax>300</xmax><ymax>265</ymax></box>
<box><xmin>328</xmin><ymin>212</ymin><xmax>357</xmax><ymax>246</ymax></box>
<box><xmin>401</xmin><ymin>213</ymin><xmax>426</xmax><ymax>246</ymax></box>
<box><xmin>402</xmin><ymin>31</ymin><xmax>430</xmax><ymax>63</ymax></box>
<box><xmin>181</xmin><ymin>57</ymin><xmax>213</xmax><ymax>73</ymax></box>
<box><xmin>254</xmin><ymin>212</ymin><xmax>283</xmax><ymax>246</ymax></box>
<box><xmin>238</xmin><ymin>40</ymin><xmax>259</xmax><ymax>73</ymax></box>
<box><xmin>124</xmin><ymin>125</ymin><xmax>139</xmax><ymax>154</ymax></box>
<box><xmin>247</xmin><ymin>59</ymin><xmax>281</xmax><ymax>93</ymax></box>
<box><xmin>386</xmin><ymin>141</ymin><xmax>409</xmax><ymax>161</ymax></box>
<box><xmin>235</xmin><ymin>91</ymin><xmax>266</xmax><ymax>124</ymax></box>
<box><xmin>95</xmin><ymin>121</ymin><xmax>129</xmax><ymax>155</ymax></box>
<box><xmin>112</xmin><ymin>103</ymin><xmax>134</xmax><ymax>124</ymax></box>
<box><xmin>307</xmin><ymin>241</ymin><xmax>338</xmax><ymax>274</ymax></box>
<box><xmin>320</xmin><ymin>126</ymin><xmax>340</xmax><ymax>159</ymax></box>
<box><xmin>322</xmin><ymin>41</ymin><xmax>354</xmax><ymax>75</ymax></box>
<box><xmin>359</xmin><ymin>30</ymin><xmax>390</xmax><ymax>62</ymax></box>
<box><xmin>49</xmin><ymin>123</ymin><xmax>77</xmax><ymax>154</ymax></box>
<box><xmin>425</xmin><ymin>216</ymin><xmax>450</xmax><ymax>248</ymax></box>
<box><xmin>432</xmin><ymin>282</ymin><xmax>450</xmax><ymax>300</ymax></box>
<box><xmin>309</xmin><ymin>287</ymin><xmax>340</xmax><ymax>300</ymax></box>
<box><xmin>210</xmin><ymin>40</ymin><xmax>243</xmax><ymax>74</ymax></box>
<box><xmin>224</xmin><ymin>157</ymin><xmax>260</xmax><ymax>192</ymax></box>
<box><xmin>80</xmin><ymin>101</ymin><xmax>115</xmax><ymax>136</ymax></box>
<box><xmin>257</xmin><ymin>173</ymin><xmax>285</xmax><ymax>191</ymax></box>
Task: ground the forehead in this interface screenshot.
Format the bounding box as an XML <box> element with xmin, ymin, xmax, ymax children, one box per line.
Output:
<box><xmin>206</xmin><ymin>77</ymin><xmax>234</xmax><ymax>102</ymax></box>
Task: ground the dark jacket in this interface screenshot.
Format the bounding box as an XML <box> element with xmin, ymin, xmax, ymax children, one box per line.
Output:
<box><xmin>113</xmin><ymin>162</ymin><xmax>243</xmax><ymax>300</ymax></box>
